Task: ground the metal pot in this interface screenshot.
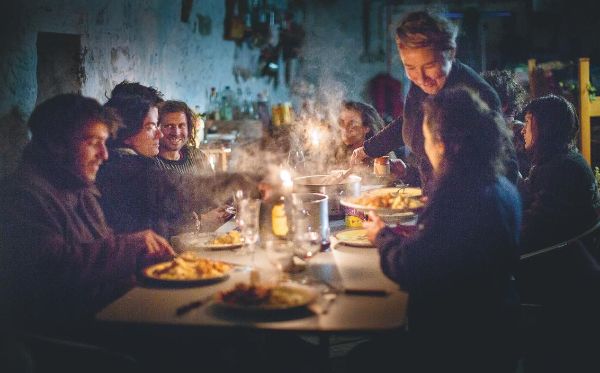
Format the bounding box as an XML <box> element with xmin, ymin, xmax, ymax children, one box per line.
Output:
<box><xmin>293</xmin><ymin>175</ymin><xmax>361</xmax><ymax>218</ymax></box>
<box><xmin>291</xmin><ymin>192</ymin><xmax>329</xmax><ymax>241</ymax></box>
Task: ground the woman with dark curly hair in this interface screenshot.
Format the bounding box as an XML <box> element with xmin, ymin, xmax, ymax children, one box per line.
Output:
<box><xmin>354</xmin><ymin>87</ymin><xmax>521</xmax><ymax>373</ymax></box>
<box><xmin>519</xmin><ymin>94</ymin><xmax>600</xmax><ymax>252</ymax></box>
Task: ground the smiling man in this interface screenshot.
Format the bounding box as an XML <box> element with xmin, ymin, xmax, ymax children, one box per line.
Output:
<box><xmin>155</xmin><ymin>100</ymin><xmax>211</xmax><ymax>175</ymax></box>
<box><xmin>0</xmin><ymin>94</ymin><xmax>174</xmax><ymax>333</ymax></box>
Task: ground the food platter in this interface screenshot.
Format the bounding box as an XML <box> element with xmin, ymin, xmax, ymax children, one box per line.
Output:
<box><xmin>364</xmin><ymin>187</ymin><xmax>422</xmax><ymax>198</ymax></box>
<box><xmin>196</xmin><ymin>231</ymin><xmax>243</xmax><ymax>250</ymax></box>
<box><xmin>340</xmin><ymin>187</ymin><xmax>424</xmax><ymax>215</ymax></box>
<box><xmin>141</xmin><ymin>255</ymin><xmax>232</xmax><ymax>286</ymax></box>
<box><xmin>214</xmin><ymin>282</ymin><xmax>317</xmax><ymax>312</ymax></box>
<box><xmin>334</xmin><ymin>228</ymin><xmax>374</xmax><ymax>247</ymax></box>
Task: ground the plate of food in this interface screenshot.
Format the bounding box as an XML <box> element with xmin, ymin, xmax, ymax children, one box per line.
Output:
<box><xmin>141</xmin><ymin>252</ymin><xmax>232</xmax><ymax>286</ymax></box>
<box><xmin>340</xmin><ymin>188</ymin><xmax>424</xmax><ymax>215</ymax></box>
<box><xmin>215</xmin><ymin>282</ymin><xmax>318</xmax><ymax>312</ymax></box>
<box><xmin>335</xmin><ymin>228</ymin><xmax>374</xmax><ymax>247</ymax></box>
<box><xmin>199</xmin><ymin>230</ymin><xmax>243</xmax><ymax>250</ymax></box>
<box><xmin>364</xmin><ymin>186</ymin><xmax>422</xmax><ymax>198</ymax></box>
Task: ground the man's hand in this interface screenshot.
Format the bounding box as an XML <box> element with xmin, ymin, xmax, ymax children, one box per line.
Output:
<box><xmin>350</xmin><ymin>146</ymin><xmax>368</xmax><ymax>165</ymax></box>
<box><xmin>363</xmin><ymin>212</ymin><xmax>386</xmax><ymax>243</ymax></box>
<box><xmin>200</xmin><ymin>207</ymin><xmax>232</xmax><ymax>231</ymax></box>
<box><xmin>128</xmin><ymin>230</ymin><xmax>175</xmax><ymax>259</ymax></box>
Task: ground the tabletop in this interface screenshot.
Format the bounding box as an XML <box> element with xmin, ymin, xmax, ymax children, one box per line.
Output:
<box><xmin>95</xmin><ymin>219</ymin><xmax>408</xmax><ymax>335</ymax></box>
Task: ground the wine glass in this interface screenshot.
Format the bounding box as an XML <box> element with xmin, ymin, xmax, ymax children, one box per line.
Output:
<box><xmin>264</xmin><ymin>240</ymin><xmax>295</xmax><ymax>283</ymax></box>
<box><xmin>287</xmin><ymin>148</ymin><xmax>306</xmax><ymax>174</ymax></box>
<box><xmin>237</xmin><ymin>198</ymin><xmax>261</xmax><ymax>262</ymax></box>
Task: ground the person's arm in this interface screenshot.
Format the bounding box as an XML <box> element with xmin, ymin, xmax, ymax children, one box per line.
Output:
<box><xmin>362</xmin><ymin>116</ymin><xmax>404</xmax><ymax>158</ymax></box>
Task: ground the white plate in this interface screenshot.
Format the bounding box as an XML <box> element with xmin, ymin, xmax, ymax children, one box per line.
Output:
<box><xmin>335</xmin><ymin>228</ymin><xmax>374</xmax><ymax>247</ymax></box>
<box><xmin>215</xmin><ymin>283</ymin><xmax>318</xmax><ymax>312</ymax></box>
<box><xmin>195</xmin><ymin>232</ymin><xmax>243</xmax><ymax>250</ymax></box>
<box><xmin>364</xmin><ymin>187</ymin><xmax>422</xmax><ymax>198</ymax></box>
<box><xmin>340</xmin><ymin>187</ymin><xmax>424</xmax><ymax>215</ymax></box>
<box><xmin>141</xmin><ymin>259</ymin><xmax>232</xmax><ymax>286</ymax></box>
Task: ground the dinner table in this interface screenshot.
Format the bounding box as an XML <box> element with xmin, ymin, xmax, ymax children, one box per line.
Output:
<box><xmin>95</xmin><ymin>206</ymin><xmax>411</xmax><ymax>371</ymax></box>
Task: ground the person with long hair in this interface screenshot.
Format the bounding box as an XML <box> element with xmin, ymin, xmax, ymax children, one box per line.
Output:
<box><xmin>519</xmin><ymin>94</ymin><xmax>600</xmax><ymax>252</ymax></box>
<box><xmin>354</xmin><ymin>87</ymin><xmax>521</xmax><ymax>372</ymax></box>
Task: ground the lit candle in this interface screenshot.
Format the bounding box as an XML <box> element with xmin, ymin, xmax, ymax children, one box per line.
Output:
<box><xmin>280</xmin><ymin>169</ymin><xmax>293</xmax><ymax>194</ymax></box>
<box><xmin>310</xmin><ymin>127</ymin><xmax>321</xmax><ymax>148</ymax></box>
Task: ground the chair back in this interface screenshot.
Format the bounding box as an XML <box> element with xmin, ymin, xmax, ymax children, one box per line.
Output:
<box><xmin>517</xmin><ymin>219</ymin><xmax>600</xmax><ymax>308</ymax></box>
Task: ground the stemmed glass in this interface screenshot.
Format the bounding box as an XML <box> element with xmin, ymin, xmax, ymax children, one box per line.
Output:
<box><xmin>287</xmin><ymin>148</ymin><xmax>306</xmax><ymax>174</ymax></box>
<box><xmin>237</xmin><ymin>198</ymin><xmax>261</xmax><ymax>262</ymax></box>
<box><xmin>264</xmin><ymin>240</ymin><xmax>295</xmax><ymax>283</ymax></box>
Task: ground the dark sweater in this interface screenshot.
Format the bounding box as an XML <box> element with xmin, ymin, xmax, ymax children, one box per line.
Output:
<box><xmin>0</xmin><ymin>147</ymin><xmax>140</xmax><ymax>330</ymax></box>
<box><xmin>97</xmin><ymin>148</ymin><xmax>261</xmax><ymax>236</ymax></box>
<box><xmin>375</xmin><ymin>175</ymin><xmax>521</xmax><ymax>358</ymax></box>
<box><xmin>364</xmin><ymin>60</ymin><xmax>519</xmax><ymax>189</ymax></box>
<box><xmin>520</xmin><ymin>149</ymin><xmax>600</xmax><ymax>252</ymax></box>
<box><xmin>153</xmin><ymin>146</ymin><xmax>212</xmax><ymax>175</ymax></box>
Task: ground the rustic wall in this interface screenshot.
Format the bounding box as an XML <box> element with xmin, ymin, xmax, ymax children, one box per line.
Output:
<box><xmin>0</xmin><ymin>0</ymin><xmax>296</xmax><ymax>177</ymax></box>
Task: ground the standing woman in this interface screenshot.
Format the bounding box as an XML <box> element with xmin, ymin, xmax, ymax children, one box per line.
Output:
<box><xmin>358</xmin><ymin>88</ymin><xmax>521</xmax><ymax>372</ymax></box>
<box><xmin>351</xmin><ymin>10</ymin><xmax>513</xmax><ymax>192</ymax></box>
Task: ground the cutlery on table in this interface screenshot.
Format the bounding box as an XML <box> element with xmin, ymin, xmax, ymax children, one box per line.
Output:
<box><xmin>175</xmin><ymin>294</ymin><xmax>214</xmax><ymax>316</ymax></box>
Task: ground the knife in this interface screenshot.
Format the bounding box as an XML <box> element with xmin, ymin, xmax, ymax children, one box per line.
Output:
<box><xmin>175</xmin><ymin>294</ymin><xmax>214</xmax><ymax>316</ymax></box>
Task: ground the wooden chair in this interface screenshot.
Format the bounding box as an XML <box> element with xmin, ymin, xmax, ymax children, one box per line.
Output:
<box><xmin>528</xmin><ymin>57</ymin><xmax>600</xmax><ymax>165</ymax></box>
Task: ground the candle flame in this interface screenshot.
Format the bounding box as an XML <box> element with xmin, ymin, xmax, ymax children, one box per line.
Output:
<box><xmin>280</xmin><ymin>169</ymin><xmax>293</xmax><ymax>191</ymax></box>
<box><xmin>310</xmin><ymin>128</ymin><xmax>320</xmax><ymax>146</ymax></box>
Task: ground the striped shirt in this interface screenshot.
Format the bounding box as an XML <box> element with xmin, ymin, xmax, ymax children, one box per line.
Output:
<box><xmin>153</xmin><ymin>147</ymin><xmax>213</xmax><ymax>176</ymax></box>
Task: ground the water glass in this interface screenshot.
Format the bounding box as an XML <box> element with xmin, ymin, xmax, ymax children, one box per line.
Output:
<box><xmin>264</xmin><ymin>240</ymin><xmax>295</xmax><ymax>283</ymax></box>
<box><xmin>237</xmin><ymin>198</ymin><xmax>261</xmax><ymax>258</ymax></box>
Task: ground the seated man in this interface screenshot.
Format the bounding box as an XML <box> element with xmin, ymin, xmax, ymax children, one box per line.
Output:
<box><xmin>155</xmin><ymin>100</ymin><xmax>211</xmax><ymax>175</ymax></box>
<box><xmin>0</xmin><ymin>94</ymin><xmax>174</xmax><ymax>336</ymax></box>
<box><xmin>98</xmin><ymin>86</ymin><xmax>261</xmax><ymax>237</ymax></box>
<box><xmin>519</xmin><ymin>94</ymin><xmax>600</xmax><ymax>252</ymax></box>
<box><xmin>156</xmin><ymin>100</ymin><xmax>231</xmax><ymax>231</ymax></box>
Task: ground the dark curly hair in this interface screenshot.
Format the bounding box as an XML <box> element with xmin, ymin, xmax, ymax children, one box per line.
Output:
<box><xmin>104</xmin><ymin>95</ymin><xmax>155</xmax><ymax>148</ymax></box>
<box><xmin>29</xmin><ymin>93</ymin><xmax>120</xmax><ymax>150</ymax></box>
<box><xmin>395</xmin><ymin>9</ymin><xmax>458</xmax><ymax>57</ymax></box>
<box><xmin>341</xmin><ymin>101</ymin><xmax>384</xmax><ymax>140</ymax></box>
<box><xmin>107</xmin><ymin>80</ymin><xmax>164</xmax><ymax>105</ymax></box>
<box><xmin>422</xmin><ymin>87</ymin><xmax>510</xmax><ymax>182</ymax></box>
<box><xmin>523</xmin><ymin>94</ymin><xmax>578</xmax><ymax>162</ymax></box>
<box><xmin>481</xmin><ymin>70</ymin><xmax>528</xmax><ymax>118</ymax></box>
<box><xmin>158</xmin><ymin>100</ymin><xmax>197</xmax><ymax>147</ymax></box>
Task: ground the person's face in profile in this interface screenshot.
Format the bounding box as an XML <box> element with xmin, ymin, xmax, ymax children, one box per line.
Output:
<box><xmin>159</xmin><ymin>111</ymin><xmax>189</xmax><ymax>153</ymax></box>
<box><xmin>71</xmin><ymin>121</ymin><xmax>110</xmax><ymax>184</ymax></box>
<box><xmin>398</xmin><ymin>42</ymin><xmax>453</xmax><ymax>95</ymax></box>
<box><xmin>124</xmin><ymin>106</ymin><xmax>162</xmax><ymax>157</ymax></box>
<box><xmin>339</xmin><ymin>108</ymin><xmax>370</xmax><ymax>148</ymax></box>
<box><xmin>422</xmin><ymin>117</ymin><xmax>445</xmax><ymax>173</ymax></box>
<box><xmin>522</xmin><ymin>112</ymin><xmax>536</xmax><ymax>152</ymax></box>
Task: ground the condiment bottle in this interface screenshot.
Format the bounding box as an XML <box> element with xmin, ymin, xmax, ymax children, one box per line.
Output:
<box><xmin>374</xmin><ymin>156</ymin><xmax>391</xmax><ymax>176</ymax></box>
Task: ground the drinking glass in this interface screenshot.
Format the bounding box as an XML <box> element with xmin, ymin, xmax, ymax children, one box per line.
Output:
<box><xmin>264</xmin><ymin>240</ymin><xmax>295</xmax><ymax>283</ymax></box>
<box><xmin>287</xmin><ymin>148</ymin><xmax>306</xmax><ymax>174</ymax></box>
<box><xmin>237</xmin><ymin>198</ymin><xmax>261</xmax><ymax>260</ymax></box>
<box><xmin>291</xmin><ymin>202</ymin><xmax>321</xmax><ymax>283</ymax></box>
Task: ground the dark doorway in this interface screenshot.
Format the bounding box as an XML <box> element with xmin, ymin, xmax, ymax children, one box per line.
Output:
<box><xmin>36</xmin><ymin>32</ymin><xmax>83</xmax><ymax>104</ymax></box>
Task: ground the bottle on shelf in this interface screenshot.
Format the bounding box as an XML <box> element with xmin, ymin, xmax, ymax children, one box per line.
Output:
<box><xmin>207</xmin><ymin>87</ymin><xmax>220</xmax><ymax>120</ymax></box>
<box><xmin>220</xmin><ymin>86</ymin><xmax>234</xmax><ymax>121</ymax></box>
